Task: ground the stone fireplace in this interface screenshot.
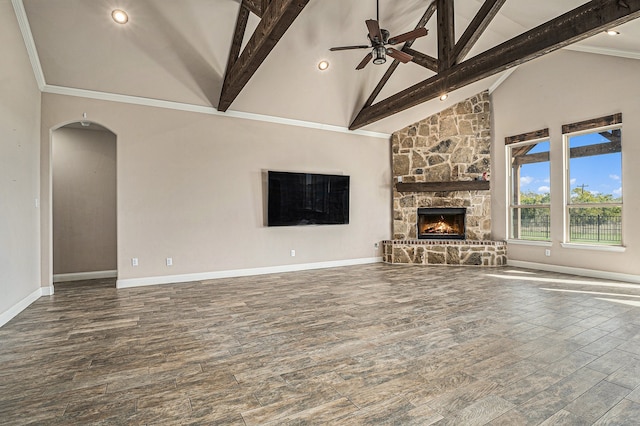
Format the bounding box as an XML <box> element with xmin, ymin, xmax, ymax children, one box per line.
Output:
<box><xmin>392</xmin><ymin>91</ymin><xmax>492</xmax><ymax>241</ymax></box>
<box><xmin>417</xmin><ymin>207</ymin><xmax>466</xmax><ymax>240</ymax></box>
<box><xmin>383</xmin><ymin>90</ymin><xmax>506</xmax><ymax>266</ymax></box>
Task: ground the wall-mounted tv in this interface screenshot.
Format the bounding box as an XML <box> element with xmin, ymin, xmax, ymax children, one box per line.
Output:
<box><xmin>267</xmin><ymin>171</ymin><xmax>350</xmax><ymax>226</ymax></box>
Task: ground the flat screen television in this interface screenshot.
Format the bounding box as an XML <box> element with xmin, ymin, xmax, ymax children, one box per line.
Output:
<box><xmin>267</xmin><ymin>171</ymin><xmax>350</xmax><ymax>226</ymax></box>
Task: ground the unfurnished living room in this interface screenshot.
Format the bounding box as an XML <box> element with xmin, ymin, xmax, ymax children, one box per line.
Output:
<box><xmin>2</xmin><ymin>0</ymin><xmax>640</xmax><ymax>424</ymax></box>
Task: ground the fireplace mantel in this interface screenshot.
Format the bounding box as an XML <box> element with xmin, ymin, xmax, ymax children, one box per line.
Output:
<box><xmin>396</xmin><ymin>180</ymin><xmax>490</xmax><ymax>192</ymax></box>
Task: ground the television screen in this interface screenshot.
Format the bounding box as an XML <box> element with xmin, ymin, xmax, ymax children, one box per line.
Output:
<box><xmin>268</xmin><ymin>171</ymin><xmax>350</xmax><ymax>226</ymax></box>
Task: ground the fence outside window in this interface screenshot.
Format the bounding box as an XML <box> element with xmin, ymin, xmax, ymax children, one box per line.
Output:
<box><xmin>569</xmin><ymin>214</ymin><xmax>621</xmax><ymax>244</ymax></box>
<box><xmin>518</xmin><ymin>214</ymin><xmax>622</xmax><ymax>244</ymax></box>
<box><xmin>519</xmin><ymin>216</ymin><xmax>550</xmax><ymax>240</ymax></box>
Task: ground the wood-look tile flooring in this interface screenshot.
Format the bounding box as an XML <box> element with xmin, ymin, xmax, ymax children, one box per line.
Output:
<box><xmin>2</xmin><ymin>265</ymin><xmax>640</xmax><ymax>425</ymax></box>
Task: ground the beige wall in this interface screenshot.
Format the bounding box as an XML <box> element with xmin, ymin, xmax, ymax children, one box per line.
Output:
<box><xmin>492</xmin><ymin>50</ymin><xmax>640</xmax><ymax>275</ymax></box>
<box><xmin>0</xmin><ymin>1</ymin><xmax>41</xmax><ymax>315</ymax></box>
<box><xmin>40</xmin><ymin>94</ymin><xmax>392</xmax><ymax>283</ymax></box>
<box><xmin>52</xmin><ymin>127</ymin><xmax>117</xmax><ymax>274</ymax></box>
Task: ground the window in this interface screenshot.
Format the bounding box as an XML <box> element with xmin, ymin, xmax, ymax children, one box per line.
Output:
<box><xmin>564</xmin><ymin>118</ymin><xmax>622</xmax><ymax>246</ymax></box>
<box><xmin>507</xmin><ymin>130</ymin><xmax>551</xmax><ymax>241</ymax></box>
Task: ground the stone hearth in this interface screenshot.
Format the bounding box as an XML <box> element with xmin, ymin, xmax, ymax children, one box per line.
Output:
<box><xmin>383</xmin><ymin>240</ymin><xmax>506</xmax><ymax>267</ymax></box>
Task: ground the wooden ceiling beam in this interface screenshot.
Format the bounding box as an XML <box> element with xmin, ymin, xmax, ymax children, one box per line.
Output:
<box><xmin>513</xmin><ymin>151</ymin><xmax>549</xmax><ymax>166</ymax></box>
<box><xmin>363</xmin><ymin>2</ymin><xmax>437</xmax><ymax>108</ymax></box>
<box><xmin>404</xmin><ymin>1</ymin><xmax>437</xmax><ymax>42</ymax></box>
<box><xmin>218</xmin><ymin>0</ymin><xmax>310</xmax><ymax>112</ymax></box>
<box><xmin>599</xmin><ymin>129</ymin><xmax>621</xmax><ymax>143</ymax></box>
<box><xmin>453</xmin><ymin>0</ymin><xmax>507</xmax><ymax>64</ymax></box>
<box><xmin>403</xmin><ymin>47</ymin><xmax>439</xmax><ymax>72</ymax></box>
<box><xmin>571</xmin><ymin>140</ymin><xmax>621</xmax><ymax>158</ymax></box>
<box><xmin>224</xmin><ymin>4</ymin><xmax>250</xmax><ymax>79</ymax></box>
<box><xmin>363</xmin><ymin>62</ymin><xmax>401</xmax><ymax>108</ymax></box>
<box><xmin>350</xmin><ymin>0</ymin><xmax>640</xmax><ymax>130</ymax></box>
<box><xmin>436</xmin><ymin>0</ymin><xmax>455</xmax><ymax>71</ymax></box>
<box><xmin>243</xmin><ymin>0</ymin><xmax>264</xmax><ymax>17</ymax></box>
<box><xmin>515</xmin><ymin>140</ymin><xmax>621</xmax><ymax>165</ymax></box>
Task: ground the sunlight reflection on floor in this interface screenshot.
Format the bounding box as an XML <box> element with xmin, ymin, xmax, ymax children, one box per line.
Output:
<box><xmin>486</xmin><ymin>272</ymin><xmax>640</xmax><ymax>309</ymax></box>
<box><xmin>485</xmin><ymin>273</ymin><xmax>640</xmax><ymax>290</ymax></box>
<box><xmin>540</xmin><ymin>288</ymin><xmax>640</xmax><ymax>299</ymax></box>
<box><xmin>595</xmin><ymin>298</ymin><xmax>640</xmax><ymax>307</ymax></box>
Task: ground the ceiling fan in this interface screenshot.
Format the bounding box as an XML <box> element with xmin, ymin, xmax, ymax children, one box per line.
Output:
<box><xmin>329</xmin><ymin>0</ymin><xmax>428</xmax><ymax>70</ymax></box>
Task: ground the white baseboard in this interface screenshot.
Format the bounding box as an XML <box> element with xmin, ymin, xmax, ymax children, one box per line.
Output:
<box><xmin>53</xmin><ymin>270</ymin><xmax>117</xmax><ymax>283</ymax></box>
<box><xmin>507</xmin><ymin>260</ymin><xmax>640</xmax><ymax>284</ymax></box>
<box><xmin>41</xmin><ymin>285</ymin><xmax>54</xmax><ymax>296</ymax></box>
<box><xmin>117</xmin><ymin>257</ymin><xmax>382</xmax><ymax>289</ymax></box>
<box><xmin>0</xmin><ymin>287</ymin><xmax>42</xmax><ymax>328</ymax></box>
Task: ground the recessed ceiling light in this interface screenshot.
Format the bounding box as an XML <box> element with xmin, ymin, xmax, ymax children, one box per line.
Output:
<box><xmin>439</xmin><ymin>94</ymin><xmax>448</xmax><ymax>101</ymax></box>
<box><xmin>318</xmin><ymin>60</ymin><xmax>329</xmax><ymax>71</ymax></box>
<box><xmin>111</xmin><ymin>9</ymin><xmax>129</xmax><ymax>24</ymax></box>
<box><xmin>606</xmin><ymin>29</ymin><xmax>620</xmax><ymax>36</ymax></box>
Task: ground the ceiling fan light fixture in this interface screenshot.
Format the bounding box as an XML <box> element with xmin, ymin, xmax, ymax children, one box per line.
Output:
<box><xmin>111</xmin><ymin>9</ymin><xmax>129</xmax><ymax>24</ymax></box>
<box><xmin>372</xmin><ymin>46</ymin><xmax>387</xmax><ymax>65</ymax></box>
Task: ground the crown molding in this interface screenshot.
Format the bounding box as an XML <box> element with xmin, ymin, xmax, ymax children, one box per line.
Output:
<box><xmin>42</xmin><ymin>84</ymin><xmax>390</xmax><ymax>139</ymax></box>
<box><xmin>488</xmin><ymin>67</ymin><xmax>518</xmax><ymax>94</ymax></box>
<box><xmin>564</xmin><ymin>44</ymin><xmax>640</xmax><ymax>61</ymax></box>
<box><xmin>12</xmin><ymin>0</ymin><xmax>45</xmax><ymax>90</ymax></box>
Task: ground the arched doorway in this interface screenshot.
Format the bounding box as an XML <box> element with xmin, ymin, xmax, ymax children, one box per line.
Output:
<box><xmin>51</xmin><ymin>122</ymin><xmax>117</xmax><ymax>288</ymax></box>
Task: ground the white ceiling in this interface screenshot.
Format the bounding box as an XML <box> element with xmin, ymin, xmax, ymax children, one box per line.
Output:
<box><xmin>18</xmin><ymin>0</ymin><xmax>640</xmax><ymax>134</ymax></box>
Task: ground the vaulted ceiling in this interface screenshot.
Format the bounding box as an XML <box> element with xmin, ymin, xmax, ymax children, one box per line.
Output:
<box><xmin>17</xmin><ymin>0</ymin><xmax>640</xmax><ymax>134</ymax></box>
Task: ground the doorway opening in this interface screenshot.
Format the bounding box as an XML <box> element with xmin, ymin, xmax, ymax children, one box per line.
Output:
<box><xmin>52</xmin><ymin>122</ymin><xmax>117</xmax><ymax>288</ymax></box>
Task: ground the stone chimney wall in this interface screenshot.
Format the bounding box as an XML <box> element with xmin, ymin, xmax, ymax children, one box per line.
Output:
<box><xmin>392</xmin><ymin>91</ymin><xmax>492</xmax><ymax>240</ymax></box>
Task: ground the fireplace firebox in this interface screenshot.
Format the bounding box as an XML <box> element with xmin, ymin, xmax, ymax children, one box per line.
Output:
<box><xmin>417</xmin><ymin>207</ymin><xmax>466</xmax><ymax>240</ymax></box>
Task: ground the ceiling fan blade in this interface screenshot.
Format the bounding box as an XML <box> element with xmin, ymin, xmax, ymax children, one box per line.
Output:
<box><xmin>356</xmin><ymin>52</ymin><xmax>373</xmax><ymax>70</ymax></box>
<box><xmin>388</xmin><ymin>27</ymin><xmax>428</xmax><ymax>45</ymax></box>
<box><xmin>329</xmin><ymin>45</ymin><xmax>371</xmax><ymax>51</ymax></box>
<box><xmin>386</xmin><ymin>47</ymin><xmax>413</xmax><ymax>63</ymax></box>
<box><xmin>365</xmin><ymin>19</ymin><xmax>384</xmax><ymax>44</ymax></box>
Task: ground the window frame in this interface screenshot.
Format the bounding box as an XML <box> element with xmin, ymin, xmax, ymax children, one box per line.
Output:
<box><xmin>506</xmin><ymin>136</ymin><xmax>551</xmax><ymax>242</ymax></box>
<box><xmin>562</xmin><ymin>123</ymin><xmax>623</xmax><ymax>246</ymax></box>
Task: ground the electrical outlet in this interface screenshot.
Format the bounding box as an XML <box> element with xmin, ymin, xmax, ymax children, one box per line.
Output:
<box><xmin>290</xmin><ymin>249</ymin><xmax>296</xmax><ymax>257</ymax></box>
<box><xmin>166</xmin><ymin>257</ymin><xmax>173</xmax><ymax>266</ymax></box>
<box><xmin>545</xmin><ymin>249</ymin><xmax>551</xmax><ymax>257</ymax></box>
<box><xmin>131</xmin><ymin>258</ymin><xmax>139</xmax><ymax>266</ymax></box>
